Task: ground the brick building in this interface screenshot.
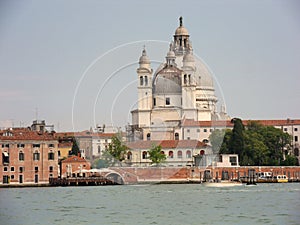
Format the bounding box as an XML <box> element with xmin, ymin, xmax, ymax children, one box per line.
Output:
<box><xmin>60</xmin><ymin>155</ymin><xmax>91</xmax><ymax>178</ymax></box>
<box><xmin>0</xmin><ymin>127</ymin><xmax>59</xmax><ymax>185</ymax></box>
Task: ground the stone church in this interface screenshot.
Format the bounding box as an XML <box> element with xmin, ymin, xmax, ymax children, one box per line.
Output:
<box><xmin>129</xmin><ymin>17</ymin><xmax>230</xmax><ymax>142</ymax></box>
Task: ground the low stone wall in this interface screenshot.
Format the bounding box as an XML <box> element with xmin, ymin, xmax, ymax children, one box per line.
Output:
<box><xmin>109</xmin><ymin>166</ymin><xmax>300</xmax><ymax>184</ymax></box>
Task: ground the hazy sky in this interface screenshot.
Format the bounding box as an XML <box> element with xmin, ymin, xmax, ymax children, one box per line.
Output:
<box><xmin>0</xmin><ymin>0</ymin><xmax>299</xmax><ymax>131</ymax></box>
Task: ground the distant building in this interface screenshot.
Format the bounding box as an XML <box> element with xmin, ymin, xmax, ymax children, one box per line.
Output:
<box><xmin>60</xmin><ymin>155</ymin><xmax>91</xmax><ymax>178</ymax></box>
<box><xmin>124</xmin><ymin>140</ymin><xmax>211</xmax><ymax>167</ymax></box>
<box><xmin>91</xmin><ymin>133</ymin><xmax>114</xmax><ymax>158</ymax></box>
<box><xmin>57</xmin><ymin>141</ymin><xmax>73</xmax><ymax>159</ymax></box>
<box><xmin>0</xmin><ymin>124</ymin><xmax>58</xmax><ymax>185</ymax></box>
<box><xmin>55</xmin><ymin>130</ymin><xmax>116</xmax><ymax>160</ymax></box>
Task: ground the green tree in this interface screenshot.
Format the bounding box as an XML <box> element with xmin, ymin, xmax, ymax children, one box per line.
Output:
<box><xmin>243</xmin><ymin>130</ymin><xmax>268</xmax><ymax>166</ymax></box>
<box><xmin>104</xmin><ymin>133</ymin><xmax>128</xmax><ymax>166</ymax></box>
<box><xmin>148</xmin><ymin>144</ymin><xmax>166</xmax><ymax>166</ymax></box>
<box><xmin>230</xmin><ymin>118</ymin><xmax>245</xmax><ymax>155</ymax></box>
<box><xmin>258</xmin><ymin>126</ymin><xmax>291</xmax><ymax>165</ymax></box>
<box><xmin>71</xmin><ymin>138</ymin><xmax>80</xmax><ymax>156</ymax></box>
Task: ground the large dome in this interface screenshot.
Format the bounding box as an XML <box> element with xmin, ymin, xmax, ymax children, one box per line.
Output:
<box><xmin>153</xmin><ymin>67</ymin><xmax>182</xmax><ymax>94</ymax></box>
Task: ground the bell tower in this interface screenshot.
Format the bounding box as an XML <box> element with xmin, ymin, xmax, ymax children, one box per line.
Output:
<box><xmin>173</xmin><ymin>17</ymin><xmax>190</xmax><ymax>55</ymax></box>
<box><xmin>136</xmin><ymin>48</ymin><xmax>153</xmax><ymax>128</ymax></box>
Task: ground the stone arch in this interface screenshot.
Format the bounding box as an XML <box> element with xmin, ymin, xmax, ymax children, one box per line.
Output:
<box><xmin>105</xmin><ymin>172</ymin><xmax>125</xmax><ymax>185</ymax></box>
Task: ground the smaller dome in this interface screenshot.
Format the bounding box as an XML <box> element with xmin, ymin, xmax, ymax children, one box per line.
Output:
<box><xmin>167</xmin><ymin>50</ymin><xmax>175</xmax><ymax>58</ymax></box>
<box><xmin>175</xmin><ymin>17</ymin><xmax>189</xmax><ymax>36</ymax></box>
<box><xmin>139</xmin><ymin>49</ymin><xmax>150</xmax><ymax>64</ymax></box>
<box><xmin>183</xmin><ymin>52</ymin><xmax>195</xmax><ymax>62</ymax></box>
<box><xmin>175</xmin><ymin>26</ymin><xmax>189</xmax><ymax>36</ymax></box>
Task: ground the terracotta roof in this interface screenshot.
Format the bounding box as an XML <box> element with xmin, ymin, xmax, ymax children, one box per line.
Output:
<box><xmin>62</xmin><ymin>155</ymin><xmax>88</xmax><ymax>163</ymax></box>
<box><xmin>182</xmin><ymin>119</ymin><xmax>231</xmax><ymax>127</ymax></box>
<box><xmin>126</xmin><ymin>140</ymin><xmax>206</xmax><ymax>150</ymax></box>
<box><xmin>0</xmin><ymin>128</ymin><xmax>56</xmax><ymax>141</ymax></box>
<box><xmin>182</xmin><ymin>119</ymin><xmax>300</xmax><ymax>128</ymax></box>
<box><xmin>243</xmin><ymin>119</ymin><xmax>300</xmax><ymax>126</ymax></box>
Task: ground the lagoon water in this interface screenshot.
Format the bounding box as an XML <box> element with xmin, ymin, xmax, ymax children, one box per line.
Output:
<box><xmin>0</xmin><ymin>183</ymin><xmax>299</xmax><ymax>225</ymax></box>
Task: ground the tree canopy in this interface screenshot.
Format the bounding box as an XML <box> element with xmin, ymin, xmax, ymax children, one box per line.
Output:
<box><xmin>103</xmin><ymin>133</ymin><xmax>128</xmax><ymax>166</ymax></box>
<box><xmin>148</xmin><ymin>144</ymin><xmax>166</xmax><ymax>166</ymax></box>
<box><xmin>209</xmin><ymin>119</ymin><xmax>297</xmax><ymax>166</ymax></box>
<box><xmin>71</xmin><ymin>138</ymin><xmax>80</xmax><ymax>156</ymax></box>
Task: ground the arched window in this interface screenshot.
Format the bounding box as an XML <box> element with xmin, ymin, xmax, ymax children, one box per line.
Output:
<box><xmin>146</xmin><ymin>133</ymin><xmax>151</xmax><ymax>140</ymax></box>
<box><xmin>175</xmin><ymin>133</ymin><xmax>179</xmax><ymax>140</ymax></box>
<box><xmin>127</xmin><ymin>151</ymin><xmax>132</xmax><ymax>160</ymax></box>
<box><xmin>294</xmin><ymin>148</ymin><xmax>299</xmax><ymax>156</ymax></box>
<box><xmin>184</xmin><ymin>74</ymin><xmax>187</xmax><ymax>84</ymax></box>
<box><xmin>169</xmin><ymin>151</ymin><xmax>174</xmax><ymax>158</ymax></box>
<box><xmin>142</xmin><ymin>151</ymin><xmax>147</xmax><ymax>159</ymax></box>
<box><xmin>186</xmin><ymin>150</ymin><xmax>191</xmax><ymax>158</ymax></box>
<box><xmin>177</xmin><ymin>150</ymin><xmax>182</xmax><ymax>158</ymax></box>
<box><xmin>98</xmin><ymin>146</ymin><xmax>101</xmax><ymax>154</ymax></box>
<box><xmin>144</xmin><ymin>76</ymin><xmax>148</xmax><ymax>86</ymax></box>
<box><xmin>160</xmin><ymin>151</ymin><xmax>165</xmax><ymax>155</ymax></box>
<box><xmin>140</xmin><ymin>76</ymin><xmax>143</xmax><ymax>86</ymax></box>
<box><xmin>200</xmin><ymin>150</ymin><xmax>205</xmax><ymax>155</ymax></box>
<box><xmin>19</xmin><ymin>152</ymin><xmax>24</xmax><ymax>161</ymax></box>
<box><xmin>188</xmin><ymin>74</ymin><xmax>191</xmax><ymax>84</ymax></box>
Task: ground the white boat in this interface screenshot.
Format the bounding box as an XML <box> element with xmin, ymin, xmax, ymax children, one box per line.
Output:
<box><xmin>203</xmin><ymin>180</ymin><xmax>243</xmax><ymax>187</ymax></box>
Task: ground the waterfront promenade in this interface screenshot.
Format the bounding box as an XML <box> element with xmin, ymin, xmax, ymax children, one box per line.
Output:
<box><xmin>1</xmin><ymin>166</ymin><xmax>299</xmax><ymax>187</ymax></box>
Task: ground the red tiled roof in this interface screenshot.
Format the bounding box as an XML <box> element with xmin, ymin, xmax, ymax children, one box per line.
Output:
<box><xmin>182</xmin><ymin>119</ymin><xmax>231</xmax><ymax>127</ymax></box>
<box><xmin>243</xmin><ymin>119</ymin><xmax>300</xmax><ymax>126</ymax></box>
<box><xmin>62</xmin><ymin>155</ymin><xmax>88</xmax><ymax>163</ymax></box>
<box><xmin>0</xmin><ymin>128</ymin><xmax>56</xmax><ymax>141</ymax></box>
<box><xmin>126</xmin><ymin>140</ymin><xmax>206</xmax><ymax>150</ymax></box>
<box><xmin>182</xmin><ymin>119</ymin><xmax>300</xmax><ymax>127</ymax></box>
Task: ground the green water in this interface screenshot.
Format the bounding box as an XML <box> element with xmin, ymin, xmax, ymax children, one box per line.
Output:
<box><xmin>0</xmin><ymin>183</ymin><xmax>299</xmax><ymax>225</ymax></box>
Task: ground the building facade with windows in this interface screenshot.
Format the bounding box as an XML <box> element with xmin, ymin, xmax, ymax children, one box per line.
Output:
<box><xmin>91</xmin><ymin>133</ymin><xmax>114</xmax><ymax>158</ymax></box>
<box><xmin>56</xmin><ymin>131</ymin><xmax>116</xmax><ymax>160</ymax></box>
<box><xmin>60</xmin><ymin>155</ymin><xmax>91</xmax><ymax>178</ymax></box>
<box><xmin>0</xmin><ymin>127</ymin><xmax>58</xmax><ymax>185</ymax></box>
<box><xmin>124</xmin><ymin>140</ymin><xmax>212</xmax><ymax>167</ymax></box>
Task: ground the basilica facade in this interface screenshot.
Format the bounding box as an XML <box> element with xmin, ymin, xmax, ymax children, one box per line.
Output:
<box><xmin>129</xmin><ymin>17</ymin><xmax>230</xmax><ymax>142</ymax></box>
